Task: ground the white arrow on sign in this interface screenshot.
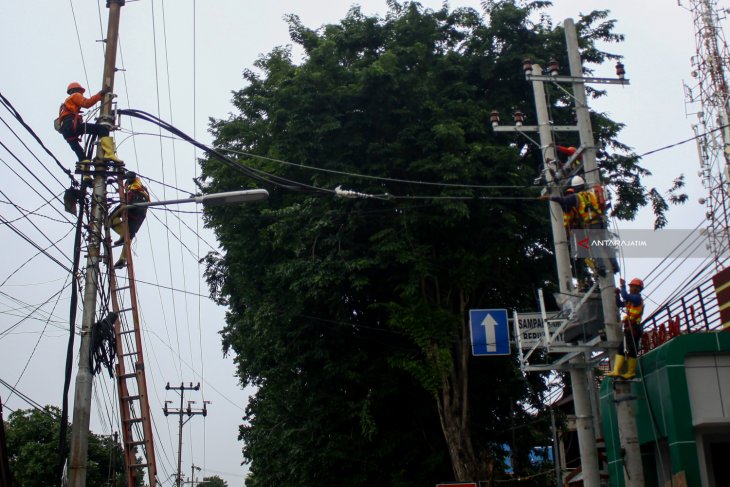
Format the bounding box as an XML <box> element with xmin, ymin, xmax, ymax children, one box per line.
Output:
<box><xmin>482</xmin><ymin>313</ymin><xmax>498</xmax><ymax>352</ymax></box>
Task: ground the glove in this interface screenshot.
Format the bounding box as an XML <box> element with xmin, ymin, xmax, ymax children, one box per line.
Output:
<box><xmin>99</xmin><ymin>88</ymin><xmax>110</xmax><ymax>96</ymax></box>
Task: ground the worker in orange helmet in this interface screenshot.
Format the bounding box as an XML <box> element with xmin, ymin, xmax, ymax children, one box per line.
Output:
<box><xmin>607</xmin><ymin>277</ymin><xmax>645</xmax><ymax>379</ymax></box>
<box><xmin>56</xmin><ymin>82</ymin><xmax>122</xmax><ymax>168</ymax></box>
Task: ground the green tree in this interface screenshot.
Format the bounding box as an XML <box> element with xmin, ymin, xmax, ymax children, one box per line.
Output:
<box><xmin>198</xmin><ymin>475</ymin><xmax>228</xmax><ymax>487</ymax></box>
<box><xmin>3</xmin><ymin>406</ymin><xmax>131</xmax><ymax>486</ymax></box>
<box><xmin>201</xmin><ymin>1</ymin><xmax>669</xmax><ymax>484</ymax></box>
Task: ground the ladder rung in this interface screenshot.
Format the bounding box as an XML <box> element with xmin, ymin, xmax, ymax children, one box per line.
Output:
<box><xmin>126</xmin><ymin>440</ymin><xmax>146</xmax><ymax>447</ymax></box>
<box><xmin>118</xmin><ymin>372</ymin><xmax>138</xmax><ymax>379</ymax></box>
<box><xmin>122</xmin><ymin>351</ymin><xmax>138</xmax><ymax>357</ymax></box>
<box><xmin>129</xmin><ymin>463</ymin><xmax>148</xmax><ymax>468</ymax></box>
<box><xmin>115</xmin><ymin>285</ymin><xmax>131</xmax><ymax>291</ymax></box>
<box><xmin>119</xmin><ymin>307</ymin><xmax>133</xmax><ymax>313</ymax></box>
<box><xmin>119</xmin><ymin>329</ymin><xmax>136</xmax><ymax>335</ymax></box>
<box><xmin>121</xmin><ymin>395</ymin><xmax>140</xmax><ymax>402</ymax></box>
<box><xmin>123</xmin><ymin>417</ymin><xmax>143</xmax><ymax>424</ymax></box>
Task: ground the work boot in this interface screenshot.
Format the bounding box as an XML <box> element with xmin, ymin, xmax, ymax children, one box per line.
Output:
<box><xmin>606</xmin><ymin>355</ymin><xmax>625</xmax><ymax>377</ymax></box>
<box><xmin>100</xmin><ymin>136</ymin><xmax>124</xmax><ymax>165</ymax></box>
<box><xmin>622</xmin><ymin>358</ymin><xmax>638</xmax><ymax>379</ymax></box>
<box><xmin>112</xmin><ymin>238</ymin><xmax>124</xmax><ymax>248</ymax></box>
<box><xmin>113</xmin><ymin>259</ymin><xmax>126</xmax><ymax>270</ymax></box>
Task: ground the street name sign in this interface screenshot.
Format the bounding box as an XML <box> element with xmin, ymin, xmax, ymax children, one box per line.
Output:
<box><xmin>469</xmin><ymin>309</ymin><xmax>510</xmax><ymax>356</ymax></box>
<box><xmin>515</xmin><ymin>311</ymin><xmax>565</xmax><ymax>347</ymax></box>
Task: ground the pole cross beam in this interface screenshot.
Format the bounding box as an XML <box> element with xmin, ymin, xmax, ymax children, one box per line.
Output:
<box><xmin>163</xmin><ymin>383</ymin><xmax>209</xmax><ymax>487</ymax></box>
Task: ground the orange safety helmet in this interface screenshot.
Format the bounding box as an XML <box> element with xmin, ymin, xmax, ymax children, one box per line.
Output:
<box><xmin>66</xmin><ymin>82</ymin><xmax>85</xmax><ymax>95</ymax></box>
<box><xmin>629</xmin><ymin>278</ymin><xmax>644</xmax><ymax>290</ymax></box>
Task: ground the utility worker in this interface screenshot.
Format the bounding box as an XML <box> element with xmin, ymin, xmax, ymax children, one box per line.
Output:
<box><xmin>538</xmin><ymin>175</ymin><xmax>617</xmax><ymax>275</ymax></box>
<box><xmin>56</xmin><ymin>82</ymin><xmax>123</xmax><ymax>166</ymax></box>
<box><xmin>109</xmin><ymin>171</ymin><xmax>150</xmax><ymax>269</ymax></box>
<box><xmin>607</xmin><ymin>277</ymin><xmax>644</xmax><ymax>379</ymax></box>
<box><xmin>538</xmin><ymin>176</ymin><xmax>604</xmax><ymax>230</ymax></box>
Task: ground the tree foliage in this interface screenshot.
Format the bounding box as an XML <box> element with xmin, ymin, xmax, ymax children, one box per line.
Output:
<box><xmin>198</xmin><ymin>475</ymin><xmax>228</xmax><ymax>487</ymax></box>
<box><xmin>3</xmin><ymin>406</ymin><xmax>131</xmax><ymax>487</ymax></box>
<box><xmin>200</xmin><ymin>1</ymin><xmax>669</xmax><ymax>485</ymax></box>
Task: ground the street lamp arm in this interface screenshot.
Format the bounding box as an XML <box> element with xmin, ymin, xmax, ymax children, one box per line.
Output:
<box><xmin>127</xmin><ymin>188</ymin><xmax>269</xmax><ymax>208</ymax></box>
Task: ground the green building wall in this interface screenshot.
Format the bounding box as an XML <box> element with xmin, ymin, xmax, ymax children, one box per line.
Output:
<box><xmin>599</xmin><ymin>332</ymin><xmax>730</xmax><ymax>487</ymax></box>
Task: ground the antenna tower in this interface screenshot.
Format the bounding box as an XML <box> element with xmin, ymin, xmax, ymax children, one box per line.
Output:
<box><xmin>684</xmin><ymin>0</ymin><xmax>730</xmax><ymax>265</ymax></box>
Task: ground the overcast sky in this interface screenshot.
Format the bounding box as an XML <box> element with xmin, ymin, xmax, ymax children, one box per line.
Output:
<box><xmin>0</xmin><ymin>1</ymin><xmax>718</xmax><ymax>485</ymax></box>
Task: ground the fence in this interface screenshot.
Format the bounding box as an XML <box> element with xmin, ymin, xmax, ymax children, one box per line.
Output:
<box><xmin>639</xmin><ymin>276</ymin><xmax>721</xmax><ymax>354</ymax></box>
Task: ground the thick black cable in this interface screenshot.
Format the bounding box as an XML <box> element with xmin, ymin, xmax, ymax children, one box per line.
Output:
<box><xmin>0</xmin><ymin>92</ymin><xmax>77</xmax><ymax>184</ymax></box>
<box><xmin>57</xmin><ymin>197</ymin><xmax>85</xmax><ymax>485</ymax></box>
<box><xmin>118</xmin><ymin>108</ymin><xmax>334</xmax><ymax>193</ymax></box>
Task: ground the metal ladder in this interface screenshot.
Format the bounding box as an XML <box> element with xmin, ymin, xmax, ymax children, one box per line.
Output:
<box><xmin>106</xmin><ymin>176</ymin><xmax>157</xmax><ymax>487</ymax></box>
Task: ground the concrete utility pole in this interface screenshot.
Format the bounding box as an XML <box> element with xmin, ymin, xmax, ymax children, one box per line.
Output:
<box><xmin>68</xmin><ymin>1</ymin><xmax>125</xmax><ymax>486</ymax></box>
<box><xmin>530</xmin><ymin>64</ymin><xmax>600</xmax><ymax>487</ymax></box>
<box><xmin>164</xmin><ymin>383</ymin><xmax>208</xmax><ymax>487</ymax></box>
<box><xmin>564</xmin><ymin>18</ymin><xmax>644</xmax><ymax>486</ymax></box>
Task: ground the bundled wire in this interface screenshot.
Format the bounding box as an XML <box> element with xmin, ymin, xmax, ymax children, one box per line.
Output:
<box><xmin>118</xmin><ymin>108</ymin><xmax>333</xmax><ymax>194</ymax></box>
<box><xmin>90</xmin><ymin>312</ymin><xmax>118</xmax><ymax>378</ymax></box>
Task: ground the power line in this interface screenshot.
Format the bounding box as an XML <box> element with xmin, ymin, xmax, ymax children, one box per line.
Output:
<box><xmin>0</xmin><ymin>152</ymin><xmax>75</xmax><ymax>225</ymax></box>
<box><xmin>0</xmin><ymin>212</ymin><xmax>73</xmax><ymax>273</ymax></box>
<box><xmin>0</xmin><ymin>92</ymin><xmax>77</xmax><ymax>184</ymax></box>
<box><xmin>0</xmin><ymin>285</ymin><xmax>70</xmax><ymax>339</ymax></box>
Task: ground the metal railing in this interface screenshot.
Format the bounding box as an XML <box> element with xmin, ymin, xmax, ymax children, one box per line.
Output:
<box><xmin>639</xmin><ymin>276</ymin><xmax>721</xmax><ymax>354</ymax></box>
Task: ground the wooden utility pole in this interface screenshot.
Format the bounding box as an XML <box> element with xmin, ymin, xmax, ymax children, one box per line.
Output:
<box><xmin>68</xmin><ymin>1</ymin><xmax>125</xmax><ymax>486</ymax></box>
<box><xmin>163</xmin><ymin>383</ymin><xmax>208</xmax><ymax>487</ymax></box>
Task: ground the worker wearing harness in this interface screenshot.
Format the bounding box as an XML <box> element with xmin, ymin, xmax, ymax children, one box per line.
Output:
<box><xmin>57</xmin><ymin>82</ymin><xmax>123</xmax><ymax>166</ymax></box>
<box><xmin>539</xmin><ymin>175</ymin><xmax>618</xmax><ymax>276</ymax></box>
<box><xmin>109</xmin><ymin>171</ymin><xmax>150</xmax><ymax>269</ymax></box>
<box><xmin>607</xmin><ymin>277</ymin><xmax>645</xmax><ymax>379</ymax></box>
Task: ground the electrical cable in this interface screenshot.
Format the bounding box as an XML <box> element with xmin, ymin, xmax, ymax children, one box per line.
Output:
<box><xmin>0</xmin><ymin>225</ymin><xmax>75</xmax><ymax>289</ymax></box>
<box><xmin>57</xmin><ymin>199</ymin><xmax>85</xmax><ymax>484</ymax></box>
<box><xmin>0</xmin><ymin>213</ymin><xmax>72</xmax><ymax>274</ymax></box>
<box><xmin>0</xmin><ymin>377</ymin><xmax>58</xmax><ymax>418</ymax></box>
<box><xmin>0</xmin><ymin>189</ymin><xmax>74</xmax><ymax>267</ymax></box>
<box><xmin>0</xmin><ymin>197</ymin><xmax>74</xmax><ymax>226</ymax></box>
<box><xmin>118</xmin><ymin>108</ymin><xmax>335</xmax><ymax>194</ymax></box>
<box><xmin>0</xmin><ymin>152</ymin><xmax>75</xmax><ymax>225</ymax></box>
<box><xmin>3</xmin><ymin>274</ymin><xmax>70</xmax><ymax>404</ymax></box>
<box><xmin>0</xmin><ymin>92</ymin><xmax>77</xmax><ymax>184</ymax></box>
<box><xmin>218</xmin><ymin>146</ymin><xmax>538</xmax><ymax>190</ymax></box>
<box><xmin>0</xmin><ymin>113</ymin><xmax>68</xmax><ymax>190</ymax></box>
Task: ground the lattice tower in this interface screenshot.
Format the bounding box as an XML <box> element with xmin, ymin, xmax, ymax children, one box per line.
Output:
<box><xmin>683</xmin><ymin>0</ymin><xmax>730</xmax><ymax>265</ymax></box>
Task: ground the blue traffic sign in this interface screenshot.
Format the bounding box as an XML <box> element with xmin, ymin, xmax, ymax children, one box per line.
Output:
<box><xmin>469</xmin><ymin>309</ymin><xmax>510</xmax><ymax>356</ymax></box>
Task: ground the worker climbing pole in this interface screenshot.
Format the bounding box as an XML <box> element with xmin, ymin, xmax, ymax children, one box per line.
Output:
<box><xmin>65</xmin><ymin>2</ymin><xmax>155</xmax><ymax>487</ymax></box>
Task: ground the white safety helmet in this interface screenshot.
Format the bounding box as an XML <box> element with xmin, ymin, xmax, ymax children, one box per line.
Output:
<box><xmin>570</xmin><ymin>175</ymin><xmax>585</xmax><ymax>188</ymax></box>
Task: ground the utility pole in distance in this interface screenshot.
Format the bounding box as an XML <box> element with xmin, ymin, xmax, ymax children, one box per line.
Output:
<box><xmin>164</xmin><ymin>383</ymin><xmax>208</xmax><ymax>487</ymax></box>
<box><xmin>68</xmin><ymin>2</ymin><xmax>125</xmax><ymax>486</ymax></box>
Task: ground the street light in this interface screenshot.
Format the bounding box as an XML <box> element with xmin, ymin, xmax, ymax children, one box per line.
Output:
<box><xmin>128</xmin><ymin>188</ymin><xmax>269</xmax><ymax>208</ymax></box>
